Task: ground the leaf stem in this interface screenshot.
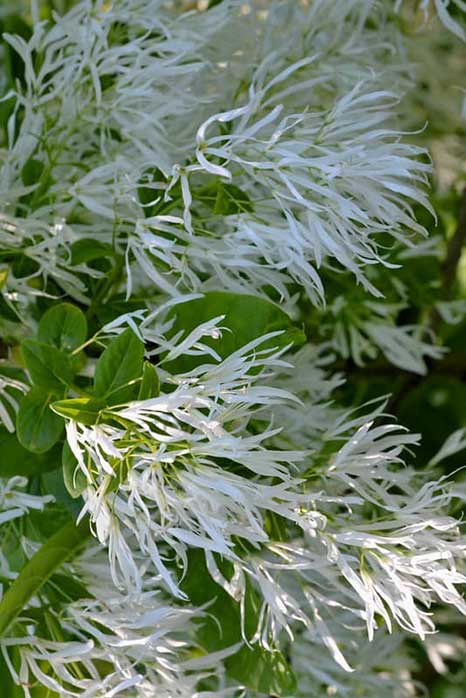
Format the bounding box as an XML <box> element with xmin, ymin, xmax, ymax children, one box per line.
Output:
<box><xmin>0</xmin><ymin>519</ymin><xmax>91</xmax><ymax>637</ymax></box>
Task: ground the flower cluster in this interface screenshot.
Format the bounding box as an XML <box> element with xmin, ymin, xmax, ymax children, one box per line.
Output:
<box><xmin>0</xmin><ymin>0</ymin><xmax>465</xmax><ymax>696</ymax></box>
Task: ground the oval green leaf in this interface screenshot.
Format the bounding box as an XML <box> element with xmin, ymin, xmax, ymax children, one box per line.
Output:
<box><xmin>165</xmin><ymin>292</ymin><xmax>306</xmax><ymax>373</ymax></box>
<box><xmin>16</xmin><ymin>388</ymin><xmax>64</xmax><ymax>453</ymax></box>
<box><xmin>38</xmin><ymin>303</ymin><xmax>88</xmax><ymax>353</ymax></box>
<box><xmin>21</xmin><ymin>340</ymin><xmax>74</xmax><ymax>393</ymax></box>
<box><xmin>94</xmin><ymin>328</ymin><xmax>144</xmax><ymax>405</ymax></box>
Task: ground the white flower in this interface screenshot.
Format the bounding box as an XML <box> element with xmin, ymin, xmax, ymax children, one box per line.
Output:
<box><xmin>292</xmin><ymin>619</ymin><xmax>418</xmax><ymax>697</ymax></box>
<box><xmin>395</xmin><ymin>0</ymin><xmax>466</xmax><ymax>42</ymax></box>
<box><xmin>0</xmin><ymin>476</ymin><xmax>54</xmax><ymax>595</ymax></box>
<box><xmin>66</xmin><ymin>326</ymin><xmax>306</xmax><ymax>595</ymax></box>
<box><xmin>2</xmin><ymin>0</ymin><xmax>431</xmax><ymax>307</ymax></box>
<box><xmin>1</xmin><ymin>541</ymin><xmax>237</xmax><ymax>698</ymax></box>
<box><xmin>0</xmin><ymin>374</ymin><xmax>28</xmax><ymax>433</ymax></box>
<box><xmin>2</xmin><ymin>0</ymin><xmax>466</xmax><ymax>692</ymax></box>
<box><xmin>0</xmin><ymin>476</ymin><xmax>53</xmax><ymax>527</ymax></box>
<box><xmin>177</xmin><ymin>75</ymin><xmax>431</xmax><ymax>297</ymax></box>
<box><xmin>324</xmin><ymin>296</ymin><xmax>446</xmax><ymax>373</ymax></box>
<box><xmin>429</xmin><ymin>428</ymin><xmax>466</xmax><ymax>466</ymax></box>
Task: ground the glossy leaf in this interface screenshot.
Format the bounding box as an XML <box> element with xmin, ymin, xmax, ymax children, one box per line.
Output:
<box><xmin>226</xmin><ymin>644</ymin><xmax>296</xmax><ymax>695</ymax></box>
<box><xmin>0</xmin><ymin>266</ymin><xmax>8</xmax><ymax>290</ymax></box>
<box><xmin>51</xmin><ymin>396</ymin><xmax>105</xmax><ymax>426</ymax></box>
<box><xmin>94</xmin><ymin>328</ymin><xmax>144</xmax><ymax>405</ymax></box>
<box><xmin>21</xmin><ymin>157</ymin><xmax>44</xmax><ymax>186</ymax></box>
<box><xmin>26</xmin><ymin>500</ymin><xmax>75</xmax><ymax>541</ymax></box>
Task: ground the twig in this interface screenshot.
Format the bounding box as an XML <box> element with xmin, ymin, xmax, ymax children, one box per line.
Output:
<box><xmin>387</xmin><ymin>187</ymin><xmax>466</xmax><ymax>411</ymax></box>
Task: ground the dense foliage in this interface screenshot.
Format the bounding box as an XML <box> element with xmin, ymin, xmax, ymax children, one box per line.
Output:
<box><xmin>0</xmin><ymin>1</ymin><xmax>465</xmax><ymax>696</ymax></box>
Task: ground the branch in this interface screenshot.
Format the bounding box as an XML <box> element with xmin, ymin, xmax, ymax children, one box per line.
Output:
<box><xmin>387</xmin><ymin>187</ymin><xmax>466</xmax><ymax>411</ymax></box>
<box><xmin>441</xmin><ymin>186</ymin><xmax>466</xmax><ymax>295</ymax></box>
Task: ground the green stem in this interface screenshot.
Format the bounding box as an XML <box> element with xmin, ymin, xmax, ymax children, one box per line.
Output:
<box><xmin>86</xmin><ymin>255</ymin><xmax>124</xmax><ymax>321</ymax></box>
<box><xmin>0</xmin><ymin>519</ymin><xmax>91</xmax><ymax>637</ymax></box>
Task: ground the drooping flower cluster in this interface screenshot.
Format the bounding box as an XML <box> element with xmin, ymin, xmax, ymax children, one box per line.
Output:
<box><xmin>0</xmin><ymin>0</ymin><xmax>465</xmax><ymax>696</ymax></box>
<box><xmin>54</xmin><ymin>306</ymin><xmax>466</xmax><ymax>675</ymax></box>
<box><xmin>0</xmin><ymin>497</ymin><xmax>233</xmax><ymax>697</ymax></box>
<box><xmin>1</xmin><ymin>0</ymin><xmax>432</xmax><ymax>305</ymax></box>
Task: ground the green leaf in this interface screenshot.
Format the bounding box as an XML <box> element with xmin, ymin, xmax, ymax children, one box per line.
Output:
<box><xmin>0</xmin><ymin>519</ymin><xmax>90</xmax><ymax>638</ymax></box>
<box><xmin>51</xmin><ymin>396</ymin><xmax>105</xmax><ymax>426</ymax></box>
<box><xmin>138</xmin><ymin>361</ymin><xmax>160</xmax><ymax>399</ymax></box>
<box><xmin>165</xmin><ymin>292</ymin><xmax>305</xmax><ymax>373</ymax></box>
<box><xmin>70</xmin><ymin>238</ymin><xmax>113</xmax><ymax>265</ymax></box>
<box><xmin>226</xmin><ymin>644</ymin><xmax>296</xmax><ymax>695</ymax></box>
<box><xmin>47</xmin><ymin>572</ymin><xmax>92</xmax><ymax>604</ymax></box>
<box><xmin>94</xmin><ymin>295</ymin><xmax>148</xmax><ymax>327</ymax></box>
<box><xmin>137</xmin><ymin>167</ymin><xmax>174</xmax><ymax>217</ymax></box>
<box><xmin>182</xmin><ymin>551</ymin><xmax>296</xmax><ymax>694</ymax></box>
<box><xmin>26</xmin><ymin>501</ymin><xmax>74</xmax><ymax>541</ymax></box>
<box><xmin>0</xmin><ymin>266</ymin><xmax>9</xmax><ymax>290</ymax></box>
<box><xmin>18</xmin><ymin>154</ymin><xmax>54</xmax><ymax>210</ymax></box>
<box><xmin>38</xmin><ymin>303</ymin><xmax>87</xmax><ymax>353</ymax></box>
<box><xmin>12</xmin><ymin>255</ymin><xmax>39</xmax><ymax>279</ymax></box>
<box><xmin>0</xmin><ymin>294</ymin><xmax>20</xmax><ymax>323</ymax></box>
<box><xmin>0</xmin><ymin>428</ymin><xmax>61</xmax><ymax>476</ymax></box>
<box><xmin>21</xmin><ymin>340</ymin><xmax>74</xmax><ymax>393</ymax></box>
<box><xmin>62</xmin><ymin>440</ymin><xmax>87</xmax><ymax>498</ymax></box>
<box><xmin>41</xmin><ymin>468</ymin><xmax>83</xmax><ymax>518</ymax></box>
<box><xmin>0</xmin><ymin>650</ymin><xmax>27</xmax><ymax>697</ymax></box>
<box><xmin>213</xmin><ymin>182</ymin><xmax>253</xmax><ymax>215</ymax></box>
<box><xmin>182</xmin><ymin>553</ymin><xmax>240</xmax><ymax>649</ymax></box>
<box><xmin>94</xmin><ymin>328</ymin><xmax>144</xmax><ymax>405</ymax></box>
<box><xmin>196</xmin><ymin>182</ymin><xmax>253</xmax><ymax>215</ymax></box>
<box><xmin>16</xmin><ymin>388</ymin><xmax>64</xmax><ymax>453</ymax></box>
<box><xmin>21</xmin><ymin>157</ymin><xmax>45</xmax><ymax>187</ymax></box>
